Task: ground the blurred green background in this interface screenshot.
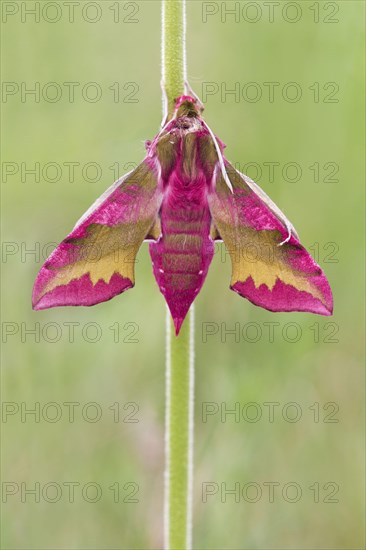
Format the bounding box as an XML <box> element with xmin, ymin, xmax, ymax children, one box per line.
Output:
<box><xmin>1</xmin><ymin>1</ymin><xmax>364</xmax><ymax>548</ymax></box>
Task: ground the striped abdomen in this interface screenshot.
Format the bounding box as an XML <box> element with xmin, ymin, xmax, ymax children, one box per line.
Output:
<box><xmin>149</xmin><ymin>170</ymin><xmax>214</xmax><ymax>333</ymax></box>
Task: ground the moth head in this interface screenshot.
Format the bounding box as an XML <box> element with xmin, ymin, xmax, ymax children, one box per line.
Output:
<box><xmin>174</xmin><ymin>95</ymin><xmax>203</xmax><ymax>118</ymax></box>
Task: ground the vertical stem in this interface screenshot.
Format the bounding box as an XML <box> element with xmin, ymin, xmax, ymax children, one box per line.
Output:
<box><xmin>162</xmin><ymin>4</ymin><xmax>193</xmax><ymax>548</ymax></box>
<box><xmin>161</xmin><ymin>0</ymin><xmax>187</xmax><ymax>119</ymax></box>
<box><xmin>165</xmin><ymin>306</ymin><xmax>194</xmax><ymax>550</ymax></box>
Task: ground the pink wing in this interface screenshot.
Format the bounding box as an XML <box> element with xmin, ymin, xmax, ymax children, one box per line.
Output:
<box><xmin>208</xmin><ymin>162</ymin><xmax>333</xmax><ymax>315</ymax></box>
<box><xmin>33</xmin><ymin>160</ymin><xmax>162</xmax><ymax>310</ymax></box>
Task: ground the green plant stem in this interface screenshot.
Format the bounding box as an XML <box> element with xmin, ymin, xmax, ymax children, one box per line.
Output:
<box><xmin>165</xmin><ymin>307</ymin><xmax>194</xmax><ymax>550</ymax></box>
<box><xmin>162</xmin><ymin>0</ymin><xmax>186</xmax><ymax>119</ymax></box>
<box><xmin>162</xmin><ymin>2</ymin><xmax>193</xmax><ymax>548</ymax></box>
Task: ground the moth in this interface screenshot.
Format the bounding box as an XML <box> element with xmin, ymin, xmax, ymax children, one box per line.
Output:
<box><xmin>33</xmin><ymin>92</ymin><xmax>333</xmax><ymax>334</ymax></box>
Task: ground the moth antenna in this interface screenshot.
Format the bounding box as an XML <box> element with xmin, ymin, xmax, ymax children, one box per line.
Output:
<box><xmin>203</xmin><ymin>121</ymin><xmax>234</xmax><ymax>193</ymax></box>
<box><xmin>160</xmin><ymin>80</ymin><xmax>169</xmax><ymax>127</ymax></box>
<box><xmin>278</xmin><ymin>226</ymin><xmax>292</xmax><ymax>246</ymax></box>
<box><xmin>184</xmin><ymin>81</ymin><xmax>204</xmax><ymax>112</ymax></box>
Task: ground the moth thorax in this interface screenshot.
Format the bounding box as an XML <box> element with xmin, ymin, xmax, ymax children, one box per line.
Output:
<box><xmin>176</xmin><ymin>100</ymin><xmax>200</xmax><ymax>119</ymax></box>
<box><xmin>175</xmin><ymin>117</ymin><xmax>202</xmax><ymax>135</ymax></box>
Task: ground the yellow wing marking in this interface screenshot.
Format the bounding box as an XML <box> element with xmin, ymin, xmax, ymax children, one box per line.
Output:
<box><xmin>220</xmin><ymin>225</ymin><xmax>325</xmax><ymax>304</ymax></box>
<box><xmin>40</xmin><ymin>223</ymin><xmax>145</xmax><ymax>299</ymax></box>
